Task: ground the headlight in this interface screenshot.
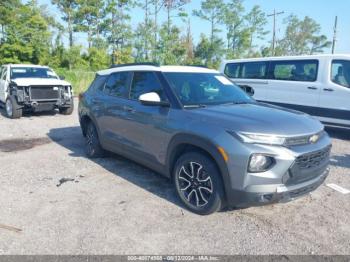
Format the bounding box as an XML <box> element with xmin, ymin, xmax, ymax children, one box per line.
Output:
<box><xmin>248</xmin><ymin>154</ymin><xmax>275</xmax><ymax>173</ymax></box>
<box><xmin>236</xmin><ymin>132</ymin><xmax>286</xmax><ymax>146</ymax></box>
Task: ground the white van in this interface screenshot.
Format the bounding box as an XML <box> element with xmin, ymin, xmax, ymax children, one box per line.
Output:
<box><xmin>220</xmin><ymin>55</ymin><xmax>350</xmax><ymax>128</ymax></box>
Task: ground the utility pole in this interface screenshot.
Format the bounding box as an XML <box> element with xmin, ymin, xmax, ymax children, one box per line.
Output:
<box><xmin>332</xmin><ymin>16</ymin><xmax>338</xmax><ymax>54</ymax></box>
<box><xmin>268</xmin><ymin>9</ymin><xmax>284</xmax><ymax>56</ymax></box>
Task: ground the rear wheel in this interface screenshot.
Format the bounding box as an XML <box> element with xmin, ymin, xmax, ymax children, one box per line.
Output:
<box><xmin>173</xmin><ymin>152</ymin><xmax>224</xmax><ymax>215</ymax></box>
<box><xmin>85</xmin><ymin>122</ymin><xmax>104</xmax><ymax>158</ymax></box>
<box><xmin>59</xmin><ymin>100</ymin><xmax>74</xmax><ymax>115</ymax></box>
<box><xmin>5</xmin><ymin>96</ymin><xmax>22</xmax><ymax>119</ymax></box>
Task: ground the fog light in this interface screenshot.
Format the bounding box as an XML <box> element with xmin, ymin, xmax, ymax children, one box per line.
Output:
<box><xmin>248</xmin><ymin>154</ymin><xmax>274</xmax><ymax>173</ymax></box>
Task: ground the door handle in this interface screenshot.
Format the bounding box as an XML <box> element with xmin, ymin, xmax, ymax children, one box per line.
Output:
<box><xmin>123</xmin><ymin>106</ymin><xmax>135</xmax><ymax>113</ymax></box>
<box><xmin>307</xmin><ymin>86</ymin><xmax>318</xmax><ymax>90</ymax></box>
<box><xmin>323</xmin><ymin>88</ymin><xmax>334</xmax><ymax>92</ymax></box>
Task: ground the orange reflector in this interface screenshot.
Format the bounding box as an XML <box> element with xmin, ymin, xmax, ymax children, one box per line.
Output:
<box><xmin>217</xmin><ymin>147</ymin><xmax>229</xmax><ymax>162</ymax></box>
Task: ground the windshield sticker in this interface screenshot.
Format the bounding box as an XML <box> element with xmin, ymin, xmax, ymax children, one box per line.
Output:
<box><xmin>215</xmin><ymin>76</ymin><xmax>233</xmax><ymax>85</ymax></box>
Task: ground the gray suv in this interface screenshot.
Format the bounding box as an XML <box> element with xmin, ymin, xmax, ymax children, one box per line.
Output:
<box><xmin>78</xmin><ymin>64</ymin><xmax>331</xmax><ymax>215</ymax></box>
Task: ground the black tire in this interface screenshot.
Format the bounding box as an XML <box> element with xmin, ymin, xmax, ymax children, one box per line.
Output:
<box><xmin>173</xmin><ymin>152</ymin><xmax>225</xmax><ymax>215</ymax></box>
<box><xmin>5</xmin><ymin>96</ymin><xmax>22</xmax><ymax>119</ymax></box>
<box><xmin>59</xmin><ymin>100</ymin><xmax>74</xmax><ymax>115</ymax></box>
<box><xmin>85</xmin><ymin>122</ymin><xmax>104</xmax><ymax>158</ymax></box>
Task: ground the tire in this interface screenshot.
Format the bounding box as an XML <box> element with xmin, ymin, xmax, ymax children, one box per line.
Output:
<box><xmin>173</xmin><ymin>152</ymin><xmax>225</xmax><ymax>215</ymax></box>
<box><xmin>5</xmin><ymin>96</ymin><xmax>22</xmax><ymax>119</ymax></box>
<box><xmin>85</xmin><ymin>122</ymin><xmax>104</xmax><ymax>158</ymax></box>
<box><xmin>59</xmin><ymin>100</ymin><xmax>74</xmax><ymax>115</ymax></box>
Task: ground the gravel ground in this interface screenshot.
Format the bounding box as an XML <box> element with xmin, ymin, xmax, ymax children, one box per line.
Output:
<box><xmin>0</xmin><ymin>99</ymin><xmax>349</xmax><ymax>255</ymax></box>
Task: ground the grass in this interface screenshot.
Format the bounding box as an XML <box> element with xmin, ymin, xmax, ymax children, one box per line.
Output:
<box><xmin>55</xmin><ymin>69</ymin><xmax>95</xmax><ymax>95</ymax></box>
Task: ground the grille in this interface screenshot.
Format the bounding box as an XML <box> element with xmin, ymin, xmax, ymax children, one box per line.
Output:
<box><xmin>30</xmin><ymin>86</ymin><xmax>60</xmax><ymax>100</ymax></box>
<box><xmin>295</xmin><ymin>146</ymin><xmax>331</xmax><ymax>170</ymax></box>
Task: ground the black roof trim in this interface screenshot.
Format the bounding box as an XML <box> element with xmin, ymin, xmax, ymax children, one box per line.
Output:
<box><xmin>109</xmin><ymin>62</ymin><xmax>160</xmax><ymax>68</ymax></box>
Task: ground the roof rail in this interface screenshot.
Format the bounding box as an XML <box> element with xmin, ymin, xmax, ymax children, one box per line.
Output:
<box><xmin>185</xmin><ymin>64</ymin><xmax>208</xmax><ymax>68</ymax></box>
<box><xmin>109</xmin><ymin>62</ymin><xmax>160</xmax><ymax>68</ymax></box>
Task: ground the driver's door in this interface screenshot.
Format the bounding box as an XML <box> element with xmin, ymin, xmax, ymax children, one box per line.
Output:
<box><xmin>121</xmin><ymin>71</ymin><xmax>172</xmax><ymax>165</ymax></box>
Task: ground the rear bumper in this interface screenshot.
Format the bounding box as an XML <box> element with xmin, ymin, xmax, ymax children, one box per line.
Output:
<box><xmin>227</xmin><ymin>167</ymin><xmax>329</xmax><ymax>208</ymax></box>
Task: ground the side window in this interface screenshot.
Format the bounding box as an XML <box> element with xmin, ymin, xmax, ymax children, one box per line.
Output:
<box><xmin>130</xmin><ymin>71</ymin><xmax>167</xmax><ymax>100</ymax></box>
<box><xmin>241</xmin><ymin>62</ymin><xmax>267</xmax><ymax>79</ymax></box>
<box><xmin>224</xmin><ymin>63</ymin><xmax>241</xmax><ymax>78</ymax></box>
<box><xmin>331</xmin><ymin>60</ymin><xmax>350</xmax><ymax>88</ymax></box>
<box><xmin>104</xmin><ymin>72</ymin><xmax>129</xmax><ymax>97</ymax></box>
<box><xmin>88</xmin><ymin>74</ymin><xmax>107</xmax><ymax>92</ymax></box>
<box><xmin>270</xmin><ymin>60</ymin><xmax>318</xmax><ymax>82</ymax></box>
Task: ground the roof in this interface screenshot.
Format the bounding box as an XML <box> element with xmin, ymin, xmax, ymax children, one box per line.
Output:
<box><xmin>97</xmin><ymin>65</ymin><xmax>218</xmax><ymax>76</ymax></box>
<box><xmin>4</xmin><ymin>64</ymin><xmax>49</xmax><ymax>68</ymax></box>
<box><xmin>222</xmin><ymin>54</ymin><xmax>350</xmax><ymax>64</ymax></box>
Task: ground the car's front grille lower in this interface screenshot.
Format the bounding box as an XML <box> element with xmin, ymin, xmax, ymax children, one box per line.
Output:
<box><xmin>30</xmin><ymin>86</ymin><xmax>60</xmax><ymax>100</ymax></box>
<box><xmin>295</xmin><ymin>146</ymin><xmax>331</xmax><ymax>170</ymax></box>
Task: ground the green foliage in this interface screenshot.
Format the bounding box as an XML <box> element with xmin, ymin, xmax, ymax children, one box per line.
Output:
<box><xmin>55</xmin><ymin>68</ymin><xmax>95</xmax><ymax>94</ymax></box>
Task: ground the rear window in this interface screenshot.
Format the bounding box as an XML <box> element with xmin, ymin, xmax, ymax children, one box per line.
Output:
<box><xmin>224</xmin><ymin>63</ymin><xmax>240</xmax><ymax>78</ymax></box>
<box><xmin>269</xmin><ymin>60</ymin><xmax>318</xmax><ymax>82</ymax></box>
<box><xmin>88</xmin><ymin>74</ymin><xmax>108</xmax><ymax>92</ymax></box>
<box><xmin>331</xmin><ymin>60</ymin><xmax>350</xmax><ymax>88</ymax></box>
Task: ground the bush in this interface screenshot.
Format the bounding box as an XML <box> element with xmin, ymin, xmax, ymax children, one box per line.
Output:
<box><xmin>55</xmin><ymin>68</ymin><xmax>95</xmax><ymax>95</ymax></box>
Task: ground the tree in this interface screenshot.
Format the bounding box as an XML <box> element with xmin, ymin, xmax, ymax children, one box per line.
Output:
<box><xmin>278</xmin><ymin>15</ymin><xmax>331</xmax><ymax>55</ymax></box>
<box><xmin>75</xmin><ymin>0</ymin><xmax>105</xmax><ymax>48</ymax></box>
<box><xmin>103</xmin><ymin>0</ymin><xmax>134</xmax><ymax>64</ymax></box>
<box><xmin>194</xmin><ymin>33</ymin><xmax>223</xmax><ymax>68</ymax></box>
<box><xmin>245</xmin><ymin>5</ymin><xmax>268</xmax><ymax>52</ymax></box>
<box><xmin>51</xmin><ymin>0</ymin><xmax>78</xmax><ymax>47</ymax></box>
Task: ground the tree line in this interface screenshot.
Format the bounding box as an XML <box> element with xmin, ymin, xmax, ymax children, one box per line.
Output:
<box><xmin>0</xmin><ymin>0</ymin><xmax>332</xmax><ymax>71</ymax></box>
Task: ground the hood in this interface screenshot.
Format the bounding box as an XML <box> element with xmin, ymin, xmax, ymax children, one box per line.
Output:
<box><xmin>192</xmin><ymin>102</ymin><xmax>323</xmax><ymax>136</ymax></box>
<box><xmin>12</xmin><ymin>78</ymin><xmax>71</xmax><ymax>87</ymax></box>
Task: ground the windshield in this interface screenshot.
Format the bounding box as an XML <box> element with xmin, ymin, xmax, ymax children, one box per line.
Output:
<box><xmin>10</xmin><ymin>67</ymin><xmax>58</xmax><ymax>79</ymax></box>
<box><xmin>163</xmin><ymin>72</ymin><xmax>254</xmax><ymax>106</ymax></box>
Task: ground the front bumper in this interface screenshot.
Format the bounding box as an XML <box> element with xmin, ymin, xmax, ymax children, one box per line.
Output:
<box><xmin>227</xmin><ymin>167</ymin><xmax>329</xmax><ymax>207</ymax></box>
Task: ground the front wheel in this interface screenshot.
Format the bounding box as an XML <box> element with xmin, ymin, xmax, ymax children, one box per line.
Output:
<box><xmin>173</xmin><ymin>152</ymin><xmax>225</xmax><ymax>215</ymax></box>
<box><xmin>5</xmin><ymin>96</ymin><xmax>22</xmax><ymax>119</ymax></box>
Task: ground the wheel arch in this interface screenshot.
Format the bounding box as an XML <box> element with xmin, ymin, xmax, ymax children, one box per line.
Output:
<box><xmin>166</xmin><ymin>133</ymin><xmax>232</xmax><ymax>202</ymax></box>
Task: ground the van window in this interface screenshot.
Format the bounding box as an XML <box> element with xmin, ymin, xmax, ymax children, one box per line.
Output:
<box><xmin>331</xmin><ymin>60</ymin><xmax>350</xmax><ymax>88</ymax></box>
<box><xmin>269</xmin><ymin>60</ymin><xmax>318</xmax><ymax>82</ymax></box>
<box><xmin>241</xmin><ymin>62</ymin><xmax>267</xmax><ymax>79</ymax></box>
<box><xmin>224</xmin><ymin>63</ymin><xmax>240</xmax><ymax>78</ymax></box>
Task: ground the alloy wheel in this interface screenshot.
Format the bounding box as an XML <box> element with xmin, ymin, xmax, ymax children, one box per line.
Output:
<box><xmin>178</xmin><ymin>161</ymin><xmax>213</xmax><ymax>207</ymax></box>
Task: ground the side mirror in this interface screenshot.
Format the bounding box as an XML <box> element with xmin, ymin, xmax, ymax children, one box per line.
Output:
<box><xmin>239</xmin><ymin>85</ymin><xmax>255</xmax><ymax>97</ymax></box>
<box><xmin>139</xmin><ymin>92</ymin><xmax>170</xmax><ymax>107</ymax></box>
<box><xmin>59</xmin><ymin>75</ymin><xmax>65</xmax><ymax>80</ymax></box>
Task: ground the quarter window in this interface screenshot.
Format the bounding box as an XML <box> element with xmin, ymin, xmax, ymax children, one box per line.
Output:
<box><xmin>331</xmin><ymin>60</ymin><xmax>350</xmax><ymax>88</ymax></box>
<box><xmin>1</xmin><ymin>68</ymin><xmax>7</xmax><ymax>80</ymax></box>
<box><xmin>130</xmin><ymin>71</ymin><xmax>166</xmax><ymax>100</ymax></box>
<box><xmin>104</xmin><ymin>72</ymin><xmax>129</xmax><ymax>97</ymax></box>
<box><xmin>241</xmin><ymin>62</ymin><xmax>267</xmax><ymax>79</ymax></box>
<box><xmin>269</xmin><ymin>60</ymin><xmax>318</xmax><ymax>82</ymax></box>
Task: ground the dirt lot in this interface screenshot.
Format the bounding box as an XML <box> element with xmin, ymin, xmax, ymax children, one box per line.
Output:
<box><xmin>0</xmin><ymin>99</ymin><xmax>349</xmax><ymax>255</ymax></box>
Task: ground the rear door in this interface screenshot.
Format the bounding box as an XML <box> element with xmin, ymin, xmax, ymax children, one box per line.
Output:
<box><xmin>96</xmin><ymin>71</ymin><xmax>132</xmax><ymax>148</ymax></box>
<box><xmin>317</xmin><ymin>59</ymin><xmax>350</xmax><ymax>126</ymax></box>
<box><xmin>224</xmin><ymin>61</ymin><xmax>269</xmax><ymax>101</ymax></box>
<box><xmin>264</xmin><ymin>59</ymin><xmax>321</xmax><ymax>111</ymax></box>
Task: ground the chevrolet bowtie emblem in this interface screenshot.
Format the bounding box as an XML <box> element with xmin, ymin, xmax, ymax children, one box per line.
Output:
<box><xmin>309</xmin><ymin>134</ymin><xmax>319</xmax><ymax>143</ymax></box>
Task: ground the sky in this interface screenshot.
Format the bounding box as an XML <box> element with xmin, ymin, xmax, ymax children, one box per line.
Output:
<box><xmin>38</xmin><ymin>0</ymin><xmax>350</xmax><ymax>54</ymax></box>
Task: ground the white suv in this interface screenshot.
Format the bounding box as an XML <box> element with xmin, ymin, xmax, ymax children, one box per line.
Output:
<box><xmin>0</xmin><ymin>64</ymin><xmax>74</xmax><ymax>118</ymax></box>
<box><xmin>220</xmin><ymin>54</ymin><xmax>350</xmax><ymax>129</ymax></box>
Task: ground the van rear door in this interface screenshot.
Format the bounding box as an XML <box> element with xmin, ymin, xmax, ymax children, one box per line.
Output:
<box><xmin>223</xmin><ymin>61</ymin><xmax>268</xmax><ymax>101</ymax></box>
<box><xmin>264</xmin><ymin>59</ymin><xmax>320</xmax><ymax>112</ymax></box>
